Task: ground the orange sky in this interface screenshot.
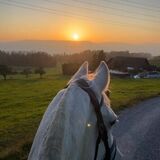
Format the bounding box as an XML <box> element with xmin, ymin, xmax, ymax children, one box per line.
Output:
<box><xmin>0</xmin><ymin>0</ymin><xmax>160</xmax><ymax>43</ymax></box>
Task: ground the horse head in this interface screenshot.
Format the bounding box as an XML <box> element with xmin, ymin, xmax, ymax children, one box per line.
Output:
<box><xmin>28</xmin><ymin>61</ymin><xmax>121</xmax><ymax>160</ymax></box>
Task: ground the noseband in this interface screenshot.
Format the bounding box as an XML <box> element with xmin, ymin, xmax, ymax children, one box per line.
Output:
<box><xmin>75</xmin><ymin>79</ymin><xmax>117</xmax><ymax>160</ymax></box>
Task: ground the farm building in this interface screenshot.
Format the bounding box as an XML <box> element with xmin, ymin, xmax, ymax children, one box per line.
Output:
<box><xmin>107</xmin><ymin>56</ymin><xmax>150</xmax><ymax>71</ymax></box>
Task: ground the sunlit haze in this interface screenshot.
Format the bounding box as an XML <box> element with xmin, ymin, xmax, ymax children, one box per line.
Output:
<box><xmin>0</xmin><ymin>0</ymin><xmax>160</xmax><ymax>43</ymax></box>
<box><xmin>72</xmin><ymin>33</ymin><xmax>80</xmax><ymax>41</ymax></box>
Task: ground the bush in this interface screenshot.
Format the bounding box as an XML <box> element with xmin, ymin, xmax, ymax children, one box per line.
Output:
<box><xmin>21</xmin><ymin>68</ymin><xmax>32</xmax><ymax>78</ymax></box>
<box><xmin>35</xmin><ymin>67</ymin><xmax>46</xmax><ymax>78</ymax></box>
<box><xmin>0</xmin><ymin>65</ymin><xmax>12</xmax><ymax>80</ymax></box>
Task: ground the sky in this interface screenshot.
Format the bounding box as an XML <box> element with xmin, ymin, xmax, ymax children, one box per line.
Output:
<box><xmin>0</xmin><ymin>0</ymin><xmax>160</xmax><ymax>43</ymax></box>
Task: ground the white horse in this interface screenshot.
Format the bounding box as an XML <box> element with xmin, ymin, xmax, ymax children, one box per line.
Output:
<box><xmin>28</xmin><ymin>61</ymin><xmax>122</xmax><ymax>160</ymax></box>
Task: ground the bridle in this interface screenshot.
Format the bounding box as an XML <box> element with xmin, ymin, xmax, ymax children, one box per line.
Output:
<box><xmin>74</xmin><ymin>78</ymin><xmax>117</xmax><ymax>160</ymax></box>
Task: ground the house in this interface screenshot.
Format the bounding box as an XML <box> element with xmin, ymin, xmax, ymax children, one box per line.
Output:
<box><xmin>109</xmin><ymin>69</ymin><xmax>130</xmax><ymax>78</ymax></box>
<box><xmin>107</xmin><ymin>56</ymin><xmax>150</xmax><ymax>72</ymax></box>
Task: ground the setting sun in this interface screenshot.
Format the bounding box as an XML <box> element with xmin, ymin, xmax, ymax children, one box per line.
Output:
<box><xmin>72</xmin><ymin>33</ymin><xmax>80</xmax><ymax>41</ymax></box>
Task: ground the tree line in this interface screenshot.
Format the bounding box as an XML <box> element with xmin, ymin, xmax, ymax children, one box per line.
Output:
<box><xmin>0</xmin><ymin>51</ymin><xmax>56</xmax><ymax>80</ymax></box>
<box><xmin>0</xmin><ymin>49</ymin><xmax>155</xmax><ymax>80</ymax></box>
<box><xmin>0</xmin><ymin>50</ymin><xmax>56</xmax><ymax>67</ymax></box>
<box><xmin>0</xmin><ymin>50</ymin><xmax>106</xmax><ymax>79</ymax></box>
<box><xmin>0</xmin><ymin>49</ymin><xmax>152</xmax><ymax>68</ymax></box>
<box><xmin>0</xmin><ymin>65</ymin><xmax>46</xmax><ymax>80</ymax></box>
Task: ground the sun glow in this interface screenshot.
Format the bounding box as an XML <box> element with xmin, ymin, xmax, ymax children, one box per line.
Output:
<box><xmin>72</xmin><ymin>33</ymin><xmax>80</xmax><ymax>41</ymax></box>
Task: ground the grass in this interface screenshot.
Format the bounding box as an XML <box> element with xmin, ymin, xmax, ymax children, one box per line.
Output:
<box><xmin>0</xmin><ymin>68</ymin><xmax>160</xmax><ymax>160</ymax></box>
<box><xmin>110</xmin><ymin>78</ymin><xmax>160</xmax><ymax>111</ymax></box>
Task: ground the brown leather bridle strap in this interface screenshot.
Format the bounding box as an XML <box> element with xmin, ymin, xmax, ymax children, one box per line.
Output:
<box><xmin>76</xmin><ymin>79</ymin><xmax>111</xmax><ymax>160</ymax></box>
<box><xmin>94</xmin><ymin>133</ymin><xmax>100</xmax><ymax>160</ymax></box>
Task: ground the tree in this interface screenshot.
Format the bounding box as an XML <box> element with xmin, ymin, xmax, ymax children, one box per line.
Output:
<box><xmin>0</xmin><ymin>50</ymin><xmax>57</xmax><ymax>67</ymax></box>
<box><xmin>0</xmin><ymin>65</ymin><xmax>11</xmax><ymax>80</ymax></box>
<box><xmin>22</xmin><ymin>68</ymin><xmax>32</xmax><ymax>78</ymax></box>
<box><xmin>91</xmin><ymin>50</ymin><xmax>106</xmax><ymax>70</ymax></box>
<box><xmin>35</xmin><ymin>67</ymin><xmax>46</xmax><ymax>78</ymax></box>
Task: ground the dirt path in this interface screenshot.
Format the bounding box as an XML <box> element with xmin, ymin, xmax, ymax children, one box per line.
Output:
<box><xmin>112</xmin><ymin>97</ymin><xmax>160</xmax><ymax>160</ymax></box>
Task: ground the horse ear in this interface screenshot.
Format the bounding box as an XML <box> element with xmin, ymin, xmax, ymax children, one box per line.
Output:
<box><xmin>92</xmin><ymin>61</ymin><xmax>110</xmax><ymax>93</ymax></box>
<box><xmin>68</xmin><ymin>61</ymin><xmax>88</xmax><ymax>84</ymax></box>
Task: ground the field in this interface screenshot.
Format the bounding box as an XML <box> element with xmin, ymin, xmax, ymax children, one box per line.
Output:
<box><xmin>0</xmin><ymin>67</ymin><xmax>160</xmax><ymax>160</ymax></box>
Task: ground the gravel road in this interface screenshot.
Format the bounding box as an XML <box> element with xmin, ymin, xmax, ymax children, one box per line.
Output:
<box><xmin>112</xmin><ymin>97</ymin><xmax>160</xmax><ymax>160</ymax></box>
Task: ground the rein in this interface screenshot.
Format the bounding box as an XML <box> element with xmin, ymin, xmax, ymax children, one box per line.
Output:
<box><xmin>75</xmin><ymin>79</ymin><xmax>116</xmax><ymax>160</ymax></box>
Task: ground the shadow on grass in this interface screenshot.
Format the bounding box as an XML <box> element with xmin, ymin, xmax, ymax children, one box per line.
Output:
<box><xmin>0</xmin><ymin>141</ymin><xmax>32</xmax><ymax>160</ymax></box>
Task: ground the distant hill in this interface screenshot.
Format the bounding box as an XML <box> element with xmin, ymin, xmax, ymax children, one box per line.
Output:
<box><xmin>0</xmin><ymin>40</ymin><xmax>159</xmax><ymax>56</ymax></box>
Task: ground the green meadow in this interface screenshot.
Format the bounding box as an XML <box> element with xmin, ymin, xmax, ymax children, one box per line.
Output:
<box><xmin>0</xmin><ymin>67</ymin><xmax>160</xmax><ymax>160</ymax></box>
